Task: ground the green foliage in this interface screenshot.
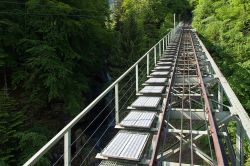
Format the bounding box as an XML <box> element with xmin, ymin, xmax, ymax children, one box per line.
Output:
<box><xmin>0</xmin><ymin>91</ymin><xmax>23</xmax><ymax>165</ymax></box>
<box><xmin>17</xmin><ymin>132</ymin><xmax>49</xmax><ymax>165</ymax></box>
<box><xmin>0</xmin><ymin>0</ymin><xmax>114</xmax><ymax>165</ymax></box>
<box><xmin>192</xmin><ymin>0</ymin><xmax>250</xmax><ymax>113</ymax></box>
<box><xmin>0</xmin><ymin>0</ymin><xmax>192</xmax><ymax>165</ymax></box>
<box><xmin>110</xmin><ymin>0</ymin><xmax>190</xmax><ymax>77</ymax></box>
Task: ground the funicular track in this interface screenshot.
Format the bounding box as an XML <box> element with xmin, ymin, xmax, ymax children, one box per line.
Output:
<box><xmin>24</xmin><ymin>23</ymin><xmax>250</xmax><ymax>166</ymax></box>
<box><xmin>98</xmin><ymin>25</ymin><xmax>225</xmax><ymax>166</ymax></box>
<box><xmin>157</xmin><ymin>25</ymin><xmax>225</xmax><ymax>166</ymax></box>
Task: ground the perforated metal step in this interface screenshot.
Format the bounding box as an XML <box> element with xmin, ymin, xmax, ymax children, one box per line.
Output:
<box><xmin>155</xmin><ymin>66</ymin><xmax>172</xmax><ymax>70</ymax></box>
<box><xmin>157</xmin><ymin>61</ymin><xmax>173</xmax><ymax>66</ymax></box>
<box><xmin>131</xmin><ymin>96</ymin><xmax>161</xmax><ymax>108</ymax></box>
<box><xmin>162</xmin><ymin>162</ymin><xmax>202</xmax><ymax>166</ymax></box>
<box><xmin>160</xmin><ymin>58</ymin><xmax>175</xmax><ymax>62</ymax></box>
<box><xmin>150</xmin><ymin>71</ymin><xmax>170</xmax><ymax>77</ymax></box>
<box><xmin>120</xmin><ymin>111</ymin><xmax>155</xmax><ymax>128</ymax></box>
<box><xmin>99</xmin><ymin>160</ymin><xmax>138</xmax><ymax>166</ymax></box>
<box><xmin>140</xmin><ymin>86</ymin><xmax>165</xmax><ymax>94</ymax></box>
<box><xmin>100</xmin><ymin>131</ymin><xmax>149</xmax><ymax>161</ymax></box>
<box><xmin>145</xmin><ymin>78</ymin><xmax>167</xmax><ymax>84</ymax></box>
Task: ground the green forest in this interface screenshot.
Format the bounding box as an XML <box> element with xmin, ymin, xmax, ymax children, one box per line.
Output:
<box><xmin>191</xmin><ymin>0</ymin><xmax>250</xmax><ymax>113</ymax></box>
<box><xmin>0</xmin><ymin>0</ymin><xmax>249</xmax><ymax>165</ymax></box>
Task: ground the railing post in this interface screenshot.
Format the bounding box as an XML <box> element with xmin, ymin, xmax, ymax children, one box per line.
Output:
<box><xmin>172</xmin><ymin>29</ymin><xmax>174</xmax><ymax>39</ymax></box>
<box><xmin>162</xmin><ymin>39</ymin><xmax>164</xmax><ymax>53</ymax></box>
<box><xmin>165</xmin><ymin>36</ymin><xmax>168</xmax><ymax>48</ymax></box>
<box><xmin>115</xmin><ymin>83</ymin><xmax>119</xmax><ymax>124</ymax></box>
<box><xmin>163</xmin><ymin>38</ymin><xmax>165</xmax><ymax>51</ymax></box>
<box><xmin>135</xmin><ymin>64</ymin><xmax>139</xmax><ymax>93</ymax></box>
<box><xmin>147</xmin><ymin>53</ymin><xmax>149</xmax><ymax>76</ymax></box>
<box><xmin>64</xmin><ymin>130</ymin><xmax>71</xmax><ymax>166</ymax></box>
<box><xmin>159</xmin><ymin>41</ymin><xmax>161</xmax><ymax>57</ymax></box>
<box><xmin>168</xmin><ymin>34</ymin><xmax>170</xmax><ymax>46</ymax></box>
<box><xmin>154</xmin><ymin>46</ymin><xmax>157</xmax><ymax>66</ymax></box>
<box><xmin>174</xmin><ymin>13</ymin><xmax>176</xmax><ymax>33</ymax></box>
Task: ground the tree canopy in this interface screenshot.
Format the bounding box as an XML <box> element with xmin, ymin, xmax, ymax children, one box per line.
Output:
<box><xmin>0</xmin><ymin>0</ymin><xmax>190</xmax><ymax>165</ymax></box>
<box><xmin>192</xmin><ymin>0</ymin><xmax>250</xmax><ymax>112</ymax></box>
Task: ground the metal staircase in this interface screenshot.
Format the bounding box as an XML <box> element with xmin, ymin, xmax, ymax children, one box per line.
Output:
<box><xmin>97</xmin><ymin>28</ymin><xmax>181</xmax><ymax>166</ymax></box>
<box><xmin>23</xmin><ymin>23</ymin><xmax>250</xmax><ymax>166</ymax></box>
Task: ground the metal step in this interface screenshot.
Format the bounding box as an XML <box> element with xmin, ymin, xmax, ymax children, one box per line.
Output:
<box><xmin>165</xmin><ymin>50</ymin><xmax>176</xmax><ymax>54</ymax></box>
<box><xmin>148</xmin><ymin>71</ymin><xmax>171</xmax><ymax>78</ymax></box>
<box><xmin>139</xmin><ymin>86</ymin><xmax>165</xmax><ymax>94</ymax></box>
<box><xmin>161</xmin><ymin>53</ymin><xmax>176</xmax><ymax>59</ymax></box>
<box><xmin>131</xmin><ymin>96</ymin><xmax>161</xmax><ymax>109</ymax></box>
<box><xmin>120</xmin><ymin>111</ymin><xmax>156</xmax><ymax>128</ymax></box>
<box><xmin>144</xmin><ymin>77</ymin><xmax>168</xmax><ymax>85</ymax></box>
<box><xmin>155</xmin><ymin>66</ymin><xmax>172</xmax><ymax>71</ymax></box>
<box><xmin>157</xmin><ymin>61</ymin><xmax>173</xmax><ymax>66</ymax></box>
<box><xmin>160</xmin><ymin>58</ymin><xmax>175</xmax><ymax>62</ymax></box>
<box><xmin>100</xmin><ymin>131</ymin><xmax>149</xmax><ymax>161</ymax></box>
<box><xmin>162</xmin><ymin>162</ymin><xmax>201</xmax><ymax>166</ymax></box>
<box><xmin>99</xmin><ymin>160</ymin><xmax>138</xmax><ymax>166</ymax></box>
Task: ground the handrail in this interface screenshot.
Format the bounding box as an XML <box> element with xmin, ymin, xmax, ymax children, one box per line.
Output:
<box><xmin>23</xmin><ymin>25</ymin><xmax>179</xmax><ymax>166</ymax></box>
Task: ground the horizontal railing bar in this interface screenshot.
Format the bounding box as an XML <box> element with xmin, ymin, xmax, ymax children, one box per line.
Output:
<box><xmin>23</xmin><ymin>30</ymin><xmax>173</xmax><ymax>166</ymax></box>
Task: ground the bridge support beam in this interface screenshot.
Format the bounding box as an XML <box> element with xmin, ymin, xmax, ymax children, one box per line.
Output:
<box><xmin>221</xmin><ymin>125</ymin><xmax>236</xmax><ymax>165</ymax></box>
<box><xmin>218</xmin><ymin>83</ymin><xmax>223</xmax><ymax>112</ymax></box>
<box><xmin>236</xmin><ymin>122</ymin><xmax>244</xmax><ymax>166</ymax></box>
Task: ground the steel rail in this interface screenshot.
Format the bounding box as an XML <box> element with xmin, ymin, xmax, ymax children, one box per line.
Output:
<box><xmin>149</xmin><ymin>27</ymin><xmax>183</xmax><ymax>166</ymax></box>
<box><xmin>189</xmin><ymin>30</ymin><xmax>225</xmax><ymax>165</ymax></box>
<box><xmin>198</xmin><ymin>74</ymin><xmax>215</xmax><ymax>164</ymax></box>
<box><xmin>187</xmin><ymin>35</ymin><xmax>194</xmax><ymax>165</ymax></box>
<box><xmin>178</xmin><ymin>30</ymin><xmax>187</xmax><ymax>164</ymax></box>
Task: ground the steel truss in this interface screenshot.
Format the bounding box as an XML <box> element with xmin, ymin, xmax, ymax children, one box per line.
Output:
<box><xmin>156</xmin><ymin>25</ymin><xmax>249</xmax><ymax>166</ymax></box>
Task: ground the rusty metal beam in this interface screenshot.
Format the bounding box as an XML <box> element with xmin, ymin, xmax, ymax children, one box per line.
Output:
<box><xmin>149</xmin><ymin>29</ymin><xmax>183</xmax><ymax>166</ymax></box>
<box><xmin>190</xmin><ymin>31</ymin><xmax>225</xmax><ymax>166</ymax></box>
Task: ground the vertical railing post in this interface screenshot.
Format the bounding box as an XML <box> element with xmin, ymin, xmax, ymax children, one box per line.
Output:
<box><xmin>168</xmin><ymin>34</ymin><xmax>170</xmax><ymax>45</ymax></box>
<box><xmin>115</xmin><ymin>83</ymin><xmax>119</xmax><ymax>124</ymax></box>
<box><xmin>170</xmin><ymin>30</ymin><xmax>172</xmax><ymax>41</ymax></box>
<box><xmin>174</xmin><ymin>13</ymin><xmax>176</xmax><ymax>33</ymax></box>
<box><xmin>165</xmin><ymin>36</ymin><xmax>168</xmax><ymax>48</ymax></box>
<box><xmin>162</xmin><ymin>39</ymin><xmax>165</xmax><ymax>52</ymax></box>
<box><xmin>135</xmin><ymin>64</ymin><xmax>139</xmax><ymax>93</ymax></box>
<box><xmin>159</xmin><ymin>41</ymin><xmax>161</xmax><ymax>57</ymax></box>
<box><xmin>64</xmin><ymin>130</ymin><xmax>71</xmax><ymax>166</ymax></box>
<box><xmin>147</xmin><ymin>53</ymin><xmax>149</xmax><ymax>76</ymax></box>
<box><xmin>154</xmin><ymin>46</ymin><xmax>157</xmax><ymax>66</ymax></box>
<box><xmin>162</xmin><ymin>39</ymin><xmax>164</xmax><ymax>53</ymax></box>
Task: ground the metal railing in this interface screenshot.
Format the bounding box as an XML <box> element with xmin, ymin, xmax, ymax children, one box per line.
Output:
<box><xmin>23</xmin><ymin>25</ymin><xmax>180</xmax><ymax>166</ymax></box>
